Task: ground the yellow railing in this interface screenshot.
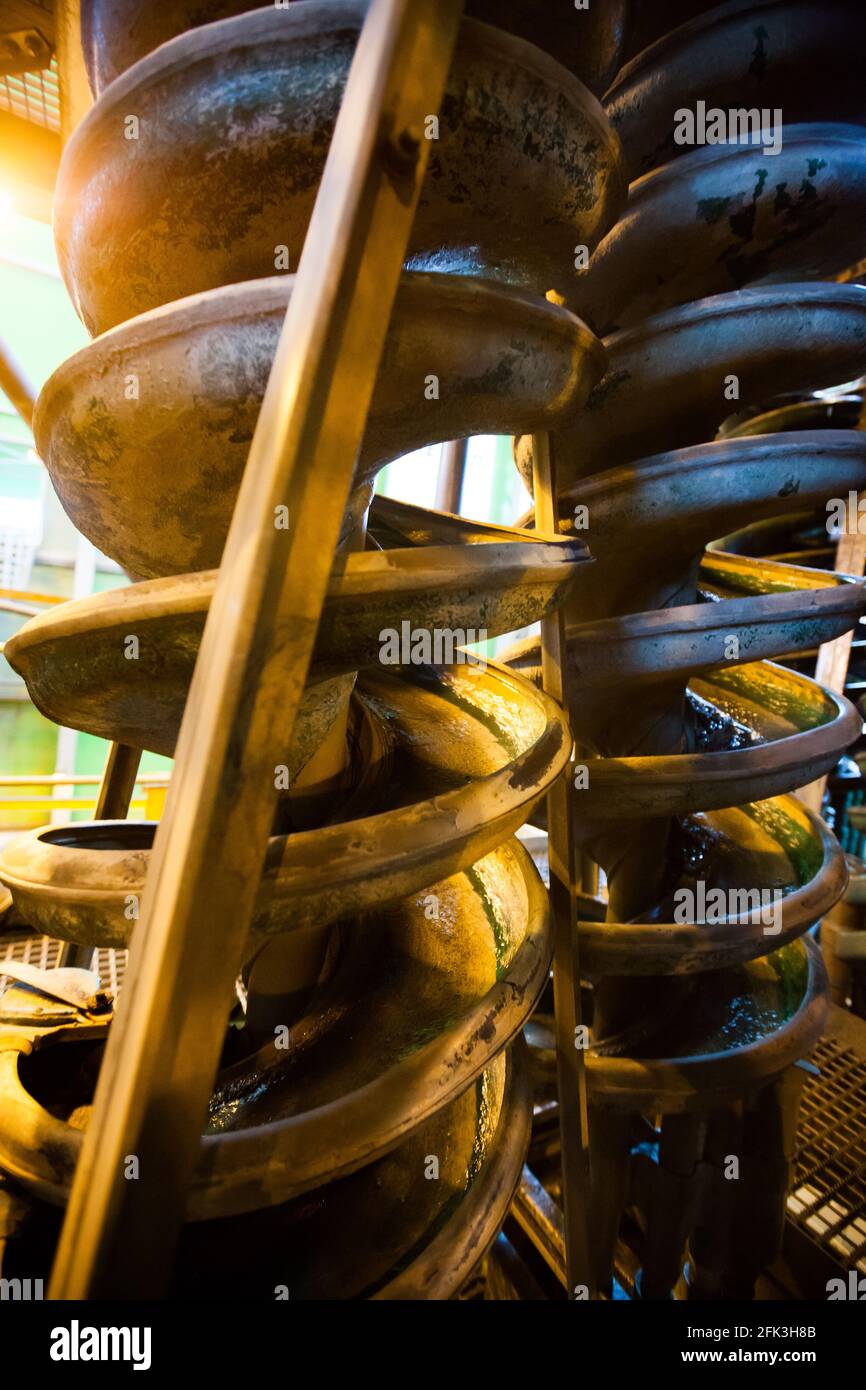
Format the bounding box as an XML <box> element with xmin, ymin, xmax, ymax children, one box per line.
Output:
<box><xmin>3</xmin><ymin>587</ymin><xmax>170</xmax><ymax>824</ymax></box>
<box><xmin>0</xmin><ymin>586</ymin><xmax>65</xmax><ymax>606</ymax></box>
<box><xmin>0</xmin><ymin>772</ymin><xmax>169</xmax><ymax>823</ymax></box>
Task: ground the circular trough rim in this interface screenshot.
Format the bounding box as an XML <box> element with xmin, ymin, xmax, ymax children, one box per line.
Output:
<box><xmin>56</xmin><ymin>1</ymin><xmax>626</xmax><ymax>327</ymax></box>
<box><xmin>575</xmin><ymin>666</ymin><xmax>861</xmax><ymax>818</ymax></box>
<box><xmin>0</xmin><ymin>658</ymin><xmax>572</xmax><ymax>946</ymax></box>
<box><xmin>586</xmin><ymin>934</ymin><xmax>828</xmax><ymax>1112</ymax></box>
<box><xmin>33</xmin><ymin>270</ymin><xmax>605</xmax><ymax>465</ymax></box>
<box><xmin>0</xmin><ymin>841</ymin><xmax>548</xmax><ymax>1219</ymax></box>
<box><xmin>5</xmin><ymin>531</ymin><xmax>588</xmax><ymax>678</ymax></box>
<box><xmin>372</xmin><ymin>1040</ymin><xmax>532</xmax><ymax>1300</ymax></box>
<box><xmin>577</xmin><ymin>797</ymin><xmax>845</xmax><ymax>974</ymax></box>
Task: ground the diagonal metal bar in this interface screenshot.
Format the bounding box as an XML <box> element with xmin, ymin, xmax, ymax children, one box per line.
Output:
<box><xmin>532</xmin><ymin>430</ymin><xmax>595</xmax><ymax>1300</ymax></box>
<box><xmin>49</xmin><ymin>0</ymin><xmax>464</xmax><ymax>1299</ymax></box>
<box><xmin>92</xmin><ymin>743</ymin><xmax>143</xmax><ymax>823</ymax></box>
<box><xmin>0</xmin><ymin>332</ymin><xmax>36</xmax><ymax>428</ymax></box>
<box><xmin>512</xmin><ymin>1164</ymin><xmax>567</xmax><ymax>1286</ymax></box>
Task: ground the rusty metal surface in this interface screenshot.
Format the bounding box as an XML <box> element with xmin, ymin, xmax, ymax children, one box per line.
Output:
<box><xmin>80</xmin><ymin>0</ymin><xmax>632</xmax><ymax>96</ymax></box>
<box><xmin>0</xmin><ymin>843</ymin><xmax>546</xmax><ymax>1222</ymax></box>
<box><xmin>517</xmin><ymin>286</ymin><xmax>866</xmax><ymax>491</ymax></box>
<box><xmin>500</xmin><ymin>0</ymin><xmax>866</xmax><ymax>1298</ymax></box>
<box><xmin>607</xmin><ymin>1</ymin><xmax>866</xmax><ymax>184</ymax></box>
<box><xmin>34</xmin><ymin>273</ymin><xmax>604</xmax><ymax>577</ymax></box>
<box><xmin>0</xmin><ymin>658</ymin><xmax>573</xmax><ymax>947</ymax></box>
<box><xmin>56</xmin><ymin>2</ymin><xmax>626</xmax><ymax>334</ymax></box>
<box><xmin>3</xmin><ymin>525</ymin><xmax>587</xmax><ymax>752</ymax></box>
<box><xmin>5</xmin><ymin>0</ymin><xmax>864</xmax><ymax>1303</ymax></box>
<box><xmin>573</xmin><ymin>126</ymin><xmax>866</xmax><ymax>334</ymax></box>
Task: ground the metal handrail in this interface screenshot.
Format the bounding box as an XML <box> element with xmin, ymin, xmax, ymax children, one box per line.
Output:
<box><xmin>0</xmin><ymin>771</ymin><xmax>169</xmax><ymax>819</ymax></box>
<box><xmin>0</xmin><ymin>772</ymin><xmax>168</xmax><ymax>785</ymax></box>
<box><xmin>0</xmin><ymin>586</ymin><xmax>64</xmax><ymax>605</ymax></box>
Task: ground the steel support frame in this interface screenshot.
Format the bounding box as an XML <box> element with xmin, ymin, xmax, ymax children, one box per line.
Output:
<box><xmin>533</xmin><ymin>431</ymin><xmax>595</xmax><ymax>1299</ymax></box>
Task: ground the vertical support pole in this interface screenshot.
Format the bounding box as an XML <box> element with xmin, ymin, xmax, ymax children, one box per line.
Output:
<box><xmin>532</xmin><ymin>431</ymin><xmax>595</xmax><ymax>1299</ymax></box>
<box><xmin>435</xmin><ymin>438</ymin><xmax>467</xmax><ymax>514</ymax></box>
<box><xmin>55</xmin><ymin>0</ymin><xmax>94</xmax><ymax>145</ymax></box>
<box><xmin>49</xmin><ymin>0</ymin><xmax>464</xmax><ymax>1300</ymax></box>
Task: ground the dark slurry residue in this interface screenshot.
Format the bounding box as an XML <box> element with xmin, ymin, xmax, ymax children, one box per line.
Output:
<box><xmin>672</xmin><ymin>816</ymin><xmax>719</xmax><ymax>882</ymax></box>
<box><xmin>688</xmin><ymin>689</ymin><xmax>760</xmax><ymax>753</ymax></box>
<box><xmin>586</xmin><ymin>367</ymin><xmax>632</xmax><ymax>413</ymax></box>
<box><xmin>696</xmin><ymin>195</ymin><xmax>732</xmax><ymax>226</ymax></box>
<box><xmin>507</xmin><ymin>720</ymin><xmax>564</xmax><ymax>791</ymax></box>
<box><xmin>749</xmin><ymin>24</ymin><xmax>770</xmax><ymax>80</ymax></box>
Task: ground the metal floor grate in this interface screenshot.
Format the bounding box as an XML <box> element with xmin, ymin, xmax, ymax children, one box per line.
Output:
<box><xmin>93</xmin><ymin>943</ymin><xmax>128</xmax><ymax>994</ymax></box>
<box><xmin>0</xmin><ymin>929</ymin><xmax>128</xmax><ymax>994</ymax></box>
<box><xmin>788</xmin><ymin>1034</ymin><xmax>866</xmax><ymax>1274</ymax></box>
<box><xmin>0</xmin><ymin>54</ymin><xmax>60</xmax><ymax>131</ymax></box>
<box><xmin>0</xmin><ymin>928</ymin><xmax>62</xmax><ymax>988</ymax></box>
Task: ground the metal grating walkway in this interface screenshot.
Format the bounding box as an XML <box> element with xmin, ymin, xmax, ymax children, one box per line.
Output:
<box><xmin>0</xmin><ymin>928</ymin><xmax>128</xmax><ymax>994</ymax></box>
<box><xmin>787</xmin><ymin>1025</ymin><xmax>866</xmax><ymax>1276</ymax></box>
<box><xmin>0</xmin><ymin>55</ymin><xmax>60</xmax><ymax>132</ymax></box>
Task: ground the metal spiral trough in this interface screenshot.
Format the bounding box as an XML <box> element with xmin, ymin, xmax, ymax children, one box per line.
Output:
<box><xmin>0</xmin><ymin>0</ymin><xmax>865</xmax><ymax>1300</ymax></box>
<box><xmin>0</xmin><ymin>0</ymin><xmax>624</xmax><ymax>1298</ymax></box>
<box><xmin>509</xmin><ymin>0</ymin><xmax>866</xmax><ymax>1298</ymax></box>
